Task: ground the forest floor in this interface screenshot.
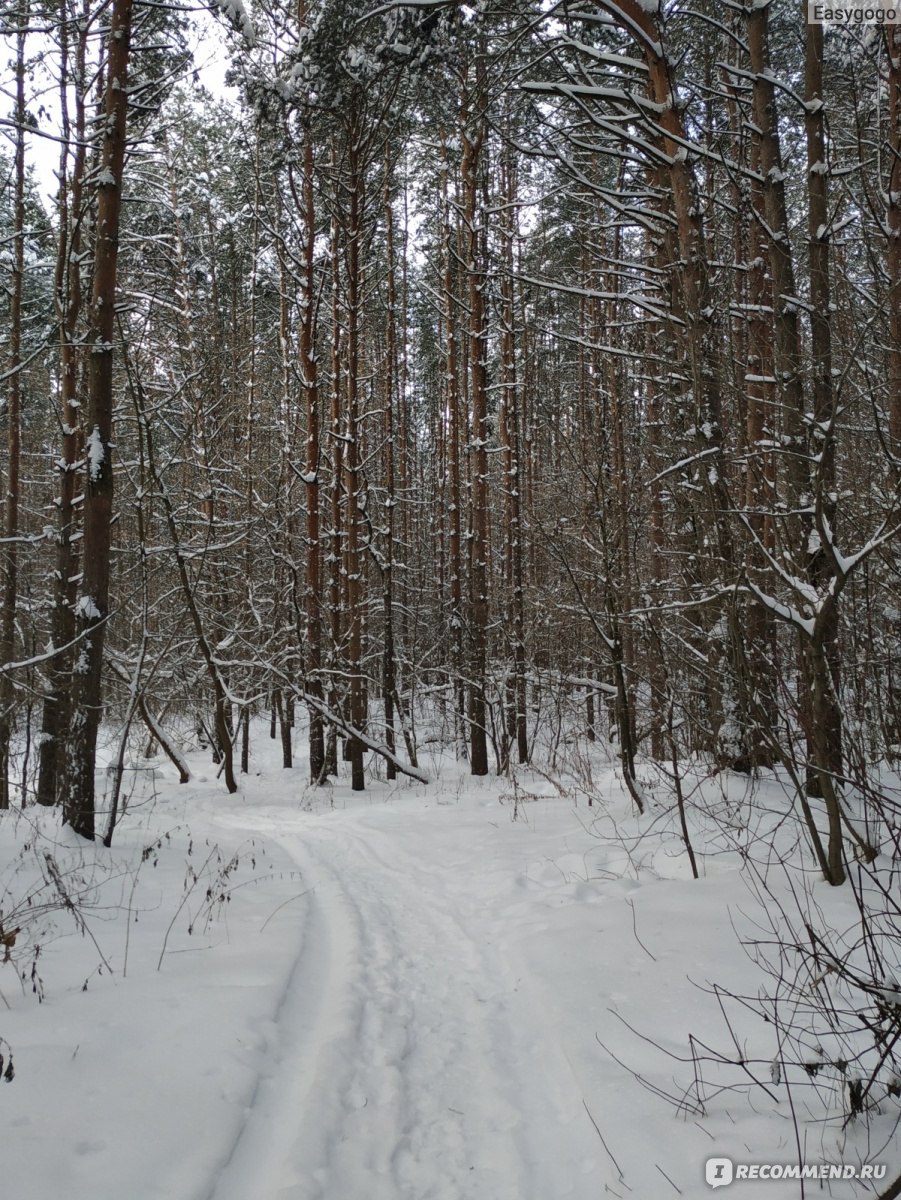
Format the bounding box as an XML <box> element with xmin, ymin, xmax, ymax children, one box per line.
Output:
<box><xmin>1</xmin><ymin>718</ymin><xmax>898</xmax><ymax>1200</ymax></box>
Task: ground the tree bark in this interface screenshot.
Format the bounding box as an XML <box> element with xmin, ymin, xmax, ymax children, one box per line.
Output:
<box><xmin>461</xmin><ymin>72</ymin><xmax>489</xmax><ymax>777</ymax></box>
<box><xmin>326</xmin><ymin>193</ymin><xmax>344</xmax><ymax>778</ymax></box>
<box><xmin>64</xmin><ymin>0</ymin><xmax>134</xmax><ymax>838</ymax></box>
<box><xmin>0</xmin><ymin>0</ymin><xmax>28</xmax><ymax>809</ymax></box>
<box><xmin>299</xmin><ymin>114</ymin><xmax>326</xmax><ymax>783</ymax></box>
<box><xmin>499</xmin><ymin>136</ymin><xmax>528</xmax><ymax>766</ymax></box>
<box><xmin>803</xmin><ymin>8</ymin><xmax>844</xmax><ymax>822</ymax></box>
<box><xmin>343</xmin><ymin>126</ymin><xmax>366</xmax><ymax>791</ymax></box>
<box><xmin>38</xmin><ymin>0</ymin><xmax>89</xmax><ymax>808</ymax></box>
<box><xmin>442</xmin><ymin>157</ymin><xmax>466</xmax><ymax>756</ymax></box>
<box><xmin>383</xmin><ymin>175</ymin><xmax>399</xmax><ymax>781</ymax></box>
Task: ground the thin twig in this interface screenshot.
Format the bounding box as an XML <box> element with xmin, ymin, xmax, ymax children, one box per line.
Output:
<box><xmin>582</xmin><ymin>1099</ymin><xmax>627</xmax><ymax>1184</ymax></box>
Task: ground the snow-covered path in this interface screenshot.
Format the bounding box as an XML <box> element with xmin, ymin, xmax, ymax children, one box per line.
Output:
<box><xmin>206</xmin><ymin>805</ymin><xmax>605</xmax><ymax>1200</ymax></box>
<box><xmin>9</xmin><ymin>741</ymin><xmax>894</xmax><ymax>1200</ymax></box>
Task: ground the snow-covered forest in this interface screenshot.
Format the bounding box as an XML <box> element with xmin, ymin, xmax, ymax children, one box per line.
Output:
<box><xmin>1</xmin><ymin>0</ymin><xmax>900</xmax><ymax>1196</ymax></box>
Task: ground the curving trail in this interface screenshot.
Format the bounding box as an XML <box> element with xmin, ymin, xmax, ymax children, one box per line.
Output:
<box><xmin>205</xmin><ymin>806</ymin><xmax>607</xmax><ymax>1200</ymax></box>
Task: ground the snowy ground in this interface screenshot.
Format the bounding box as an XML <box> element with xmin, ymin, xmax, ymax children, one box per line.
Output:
<box><xmin>1</xmin><ymin>719</ymin><xmax>898</xmax><ymax>1200</ymax></box>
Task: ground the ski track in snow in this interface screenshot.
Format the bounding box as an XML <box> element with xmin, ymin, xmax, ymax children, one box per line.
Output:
<box><xmin>205</xmin><ymin>808</ymin><xmax>604</xmax><ymax>1200</ymax></box>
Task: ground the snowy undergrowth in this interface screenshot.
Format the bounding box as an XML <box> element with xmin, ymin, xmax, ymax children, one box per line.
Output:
<box><xmin>0</xmin><ymin>716</ymin><xmax>898</xmax><ymax>1200</ymax></box>
<box><xmin>0</xmin><ymin>757</ymin><xmax>306</xmax><ymax>1200</ymax></box>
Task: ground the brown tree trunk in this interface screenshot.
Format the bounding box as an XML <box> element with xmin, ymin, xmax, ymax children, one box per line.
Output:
<box><xmin>383</xmin><ymin>175</ymin><xmax>399</xmax><ymax>781</ymax></box>
<box><xmin>275</xmin><ymin>689</ymin><xmax>292</xmax><ymax>769</ymax></box>
<box><xmin>442</xmin><ymin>159</ymin><xmax>466</xmax><ymax>756</ymax></box>
<box><xmin>37</xmin><ymin>0</ymin><xmax>89</xmax><ymax>808</ymax></box>
<box><xmin>747</xmin><ymin>4</ymin><xmax>807</xmax><ymax>529</ymax></box>
<box><xmin>343</xmin><ymin>128</ymin><xmax>366</xmax><ymax>791</ymax></box>
<box><xmin>741</xmin><ymin>2</ymin><xmax>844</xmax><ymax>879</ymax></box>
<box><xmin>731</xmin><ymin>62</ymin><xmax>778</xmax><ymax>769</ymax></box>
<box><xmin>803</xmin><ymin>10</ymin><xmax>844</xmax><ymax>876</ymax></box>
<box><xmin>299</xmin><ymin>115</ymin><xmax>326</xmax><ymax>783</ymax></box>
<box><xmin>499</xmin><ymin>138</ymin><xmax>528</xmax><ymax>765</ymax></box>
<box><xmin>885</xmin><ymin>22</ymin><xmax>901</xmax><ymax>753</ymax></box>
<box><xmin>603</xmin><ymin>0</ymin><xmax>743</xmax><ymax>766</ymax></box>
<box><xmin>64</xmin><ymin>0</ymin><xmax>134</xmax><ymax>839</ymax></box>
<box><xmin>645</xmin><ymin>334</ymin><xmax>667</xmax><ymax>761</ymax></box>
<box><xmin>0</xmin><ymin>0</ymin><xmax>28</xmax><ymax>809</ymax></box>
<box><xmin>326</xmin><ymin>201</ymin><xmax>343</xmax><ymax>777</ymax></box>
<box><xmin>461</xmin><ymin>74</ymin><xmax>489</xmax><ymax>777</ymax></box>
<box><xmin>607</xmin><ymin>213</ymin><xmax>637</xmax><ymax>766</ymax></box>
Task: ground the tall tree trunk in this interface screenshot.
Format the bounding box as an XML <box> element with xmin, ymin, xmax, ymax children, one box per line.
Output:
<box><xmin>461</xmin><ymin>73</ymin><xmax>489</xmax><ymax>777</ymax></box>
<box><xmin>744</xmin><ymin>0</ymin><xmax>843</xmax><ymax>880</ymax></box>
<box><xmin>442</xmin><ymin>158</ymin><xmax>466</xmax><ymax>757</ymax></box>
<box><xmin>343</xmin><ymin>128</ymin><xmax>366</xmax><ymax>791</ymax></box>
<box><xmin>603</xmin><ymin>0</ymin><xmax>745</xmax><ymax>766</ymax></box>
<box><xmin>64</xmin><ymin>0</ymin><xmax>134</xmax><ymax>839</ymax></box>
<box><xmin>299</xmin><ymin>114</ymin><xmax>326</xmax><ymax>783</ymax></box>
<box><xmin>725</xmin><ymin>56</ymin><xmax>778</xmax><ymax>770</ymax></box>
<box><xmin>747</xmin><ymin>4</ymin><xmax>807</xmax><ymax>537</ymax></box>
<box><xmin>644</xmin><ymin>295</ymin><xmax>667</xmax><ymax>761</ymax></box>
<box><xmin>499</xmin><ymin>139</ymin><xmax>528</xmax><ymax>765</ymax></box>
<box><xmin>37</xmin><ymin>0</ymin><xmax>89</xmax><ymax>807</ymax></box>
<box><xmin>884</xmin><ymin>22</ymin><xmax>901</xmax><ymax>752</ymax></box>
<box><xmin>383</xmin><ymin>175</ymin><xmax>399</xmax><ymax>781</ymax></box>
<box><xmin>607</xmin><ymin>212</ymin><xmax>638</xmax><ymax>768</ymax></box>
<box><xmin>803</xmin><ymin>7</ymin><xmax>844</xmax><ymax>878</ymax></box>
<box><xmin>0</xmin><ymin>0</ymin><xmax>28</xmax><ymax>808</ymax></box>
<box><xmin>326</xmin><ymin>199</ymin><xmax>343</xmax><ymax>778</ymax></box>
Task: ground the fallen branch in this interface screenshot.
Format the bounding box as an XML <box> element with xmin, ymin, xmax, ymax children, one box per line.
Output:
<box><xmin>107</xmin><ymin>657</ymin><xmax>190</xmax><ymax>783</ymax></box>
<box><xmin>291</xmin><ymin>685</ymin><xmax>430</xmax><ymax>784</ymax></box>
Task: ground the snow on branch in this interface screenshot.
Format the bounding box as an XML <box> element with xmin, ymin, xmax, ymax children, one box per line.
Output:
<box><xmin>517</xmin><ymin>273</ymin><xmax>676</xmax><ymax>324</ymax></box>
<box><xmin>523</xmin><ymin>80</ymin><xmax>665</xmax><ymax>116</ymax></box>
<box><xmin>818</xmin><ymin>510</ymin><xmax>901</xmax><ymax>583</ymax></box>
<box><xmin>296</xmin><ymin>689</ymin><xmax>430</xmax><ymax>784</ymax></box>
<box><xmin>744</xmin><ymin>579</ymin><xmax>815</xmax><ymax>637</ymax></box>
<box><xmin>209</xmin><ymin>0</ymin><xmax>255</xmax><ymax>48</ymax></box>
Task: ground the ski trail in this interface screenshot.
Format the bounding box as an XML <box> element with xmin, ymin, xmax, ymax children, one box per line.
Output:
<box><xmin>207</xmin><ymin>809</ymin><xmax>607</xmax><ymax>1200</ymax></box>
